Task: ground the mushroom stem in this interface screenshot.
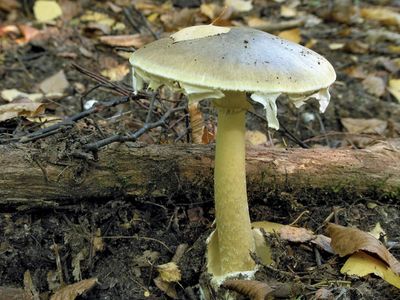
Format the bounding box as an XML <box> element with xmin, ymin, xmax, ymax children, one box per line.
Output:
<box><xmin>213</xmin><ymin>92</ymin><xmax>255</xmax><ymax>275</ymax></box>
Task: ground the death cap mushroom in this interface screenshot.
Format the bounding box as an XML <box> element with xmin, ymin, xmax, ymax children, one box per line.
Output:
<box><xmin>130</xmin><ymin>24</ymin><xmax>336</xmax><ymax>129</ymax></box>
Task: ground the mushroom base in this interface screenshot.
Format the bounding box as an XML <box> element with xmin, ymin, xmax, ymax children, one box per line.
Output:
<box><xmin>203</xmin><ymin>229</ymin><xmax>272</xmax><ymax>299</ymax></box>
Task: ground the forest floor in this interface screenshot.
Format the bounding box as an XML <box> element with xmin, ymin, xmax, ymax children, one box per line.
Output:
<box><xmin>1</xmin><ymin>0</ymin><xmax>400</xmax><ymax>299</ymax></box>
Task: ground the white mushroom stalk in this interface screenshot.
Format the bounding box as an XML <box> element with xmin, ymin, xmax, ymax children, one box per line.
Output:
<box><xmin>129</xmin><ymin>24</ymin><xmax>336</xmax><ymax>280</ymax></box>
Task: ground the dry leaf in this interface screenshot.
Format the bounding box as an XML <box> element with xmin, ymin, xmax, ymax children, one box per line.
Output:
<box><xmin>369</xmin><ymin>222</ymin><xmax>386</xmax><ymax>242</ymax></box>
<box><xmin>328</xmin><ymin>43</ymin><xmax>345</xmax><ymax>50</ymax></box>
<box><xmin>0</xmin><ymin>287</ymin><xmax>33</xmax><ymax>300</ymax></box>
<box><xmin>343</xmin><ymin>66</ymin><xmax>367</xmax><ymax>79</ymax></box>
<box><xmin>362</xmin><ymin>75</ymin><xmax>385</xmax><ymax>97</ymax></box>
<box><xmin>80</xmin><ymin>11</ymin><xmax>115</xmax><ymax>26</ymax></box>
<box><xmin>341</xmin><ymin>251</ymin><xmax>400</xmax><ymax>289</ymax></box>
<box><xmin>327</xmin><ymin>223</ymin><xmax>400</xmax><ymax>274</ymax></box>
<box><xmin>34</xmin><ymin>1</ymin><xmax>63</xmax><ymax>22</ymax></box>
<box><xmin>314</xmin><ymin>288</ymin><xmax>334</xmax><ymax>300</ymax></box>
<box><xmin>154</xmin><ymin>276</ymin><xmax>178</xmax><ymax>299</ymax></box>
<box><xmin>1</xmin><ymin>89</ymin><xmax>43</xmax><ymax>102</ymax></box>
<box><xmin>279</xmin><ymin>225</ymin><xmax>315</xmax><ymax>243</ymax></box>
<box><xmin>388</xmin><ymin>79</ymin><xmax>400</xmax><ymax>102</ymax></box>
<box><xmin>0</xmin><ymin>0</ymin><xmax>20</xmax><ymax>12</ymax></box>
<box><xmin>361</xmin><ymin>7</ymin><xmax>400</xmax><ymax>27</ymax></box>
<box><xmin>246</xmin><ymin>130</ymin><xmax>267</xmax><ymax>146</ymax></box>
<box><xmin>16</xmin><ymin>25</ymin><xmax>40</xmax><ymax>45</ymax></box>
<box><xmin>101</xmin><ymin>64</ymin><xmax>129</xmax><ymax>81</ymax></box>
<box><xmin>99</xmin><ymin>34</ymin><xmax>154</xmax><ymax>48</ymax></box>
<box><xmin>39</xmin><ymin>70</ymin><xmax>69</xmax><ymax>94</ymax></box>
<box><xmin>188</xmin><ymin>102</ymin><xmax>204</xmax><ymax>144</ymax></box>
<box><xmin>0</xmin><ymin>102</ymin><xmax>45</xmax><ymax>122</ymax></box>
<box><xmin>246</xmin><ymin>16</ymin><xmax>269</xmax><ymax>29</ymax></box>
<box><xmin>278</xmin><ymin>28</ymin><xmax>301</xmax><ymax>44</ymax></box>
<box><xmin>344</xmin><ymin>40</ymin><xmax>369</xmax><ymax>54</ymax></box>
<box><xmin>222</xmin><ymin>280</ymin><xmax>274</xmax><ymax>300</ymax></box>
<box><xmin>341</xmin><ymin>118</ymin><xmax>387</xmax><ymax>134</ymax></box>
<box><xmin>200</xmin><ymin>3</ymin><xmax>222</xmax><ymax>20</ymax></box>
<box><xmin>157</xmin><ymin>262</ymin><xmax>181</xmax><ymax>282</ymax></box>
<box><xmin>50</xmin><ymin>279</ymin><xmax>97</xmax><ymax>300</ymax></box>
<box><xmin>280</xmin><ymin>5</ymin><xmax>297</xmax><ymax>18</ymax></box>
<box><xmin>225</xmin><ymin>0</ymin><xmax>253</xmax><ymax>12</ymax></box>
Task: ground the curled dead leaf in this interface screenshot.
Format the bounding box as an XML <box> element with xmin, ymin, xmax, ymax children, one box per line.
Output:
<box><xmin>361</xmin><ymin>7</ymin><xmax>400</xmax><ymax>27</ymax></box>
<box><xmin>0</xmin><ymin>102</ymin><xmax>45</xmax><ymax>122</ymax></box>
<box><xmin>222</xmin><ymin>280</ymin><xmax>274</xmax><ymax>300</ymax></box>
<box><xmin>341</xmin><ymin>251</ymin><xmax>400</xmax><ymax>289</ymax></box>
<box><xmin>279</xmin><ymin>225</ymin><xmax>315</xmax><ymax>243</ymax></box>
<box><xmin>157</xmin><ymin>262</ymin><xmax>181</xmax><ymax>282</ymax></box>
<box><xmin>99</xmin><ymin>34</ymin><xmax>154</xmax><ymax>48</ymax></box>
<box><xmin>50</xmin><ymin>278</ymin><xmax>97</xmax><ymax>300</ymax></box>
<box><xmin>0</xmin><ymin>287</ymin><xmax>33</xmax><ymax>300</ymax></box>
<box><xmin>327</xmin><ymin>223</ymin><xmax>400</xmax><ymax>274</ymax></box>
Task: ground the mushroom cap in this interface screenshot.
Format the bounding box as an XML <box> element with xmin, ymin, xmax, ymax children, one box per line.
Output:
<box><xmin>129</xmin><ymin>25</ymin><xmax>336</xmax><ymax>95</ymax></box>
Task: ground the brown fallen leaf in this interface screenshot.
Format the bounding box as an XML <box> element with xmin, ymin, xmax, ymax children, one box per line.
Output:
<box><xmin>99</xmin><ymin>34</ymin><xmax>154</xmax><ymax>48</ymax></box>
<box><xmin>50</xmin><ymin>278</ymin><xmax>97</xmax><ymax>300</ymax></box>
<box><xmin>0</xmin><ymin>287</ymin><xmax>33</xmax><ymax>300</ymax></box>
<box><xmin>222</xmin><ymin>280</ymin><xmax>274</xmax><ymax>300</ymax></box>
<box><xmin>341</xmin><ymin>118</ymin><xmax>387</xmax><ymax>134</ymax></box>
<box><xmin>154</xmin><ymin>276</ymin><xmax>178</xmax><ymax>299</ymax></box>
<box><xmin>39</xmin><ymin>70</ymin><xmax>69</xmax><ymax>94</ymax></box>
<box><xmin>278</xmin><ymin>28</ymin><xmax>301</xmax><ymax>44</ymax></box>
<box><xmin>154</xmin><ymin>262</ymin><xmax>181</xmax><ymax>299</ymax></box>
<box><xmin>0</xmin><ymin>102</ymin><xmax>45</xmax><ymax>122</ymax></box>
<box><xmin>188</xmin><ymin>102</ymin><xmax>204</xmax><ymax>144</ymax></box>
<box><xmin>245</xmin><ymin>130</ymin><xmax>267</xmax><ymax>146</ymax></box>
<box><xmin>361</xmin><ymin>7</ymin><xmax>400</xmax><ymax>27</ymax></box>
<box><xmin>279</xmin><ymin>225</ymin><xmax>315</xmax><ymax>243</ymax></box>
<box><xmin>362</xmin><ymin>75</ymin><xmax>386</xmax><ymax>97</ymax></box>
<box><xmin>327</xmin><ymin>223</ymin><xmax>400</xmax><ymax>274</ymax></box>
<box><xmin>0</xmin><ymin>0</ymin><xmax>20</xmax><ymax>12</ymax></box>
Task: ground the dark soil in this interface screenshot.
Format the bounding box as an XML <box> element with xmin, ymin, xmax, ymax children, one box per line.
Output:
<box><xmin>1</xmin><ymin>0</ymin><xmax>400</xmax><ymax>299</ymax></box>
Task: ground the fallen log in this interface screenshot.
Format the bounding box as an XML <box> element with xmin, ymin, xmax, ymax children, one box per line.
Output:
<box><xmin>1</xmin><ymin>140</ymin><xmax>399</xmax><ymax>209</ymax></box>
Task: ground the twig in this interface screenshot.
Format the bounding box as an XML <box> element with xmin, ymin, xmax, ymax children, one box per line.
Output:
<box><xmin>249</xmin><ymin>110</ymin><xmax>309</xmax><ymax>148</ymax></box>
<box><xmin>0</xmin><ymin>96</ymin><xmax>131</xmax><ymax>144</ymax></box>
<box><xmin>83</xmin><ymin>106</ymin><xmax>186</xmax><ymax>151</ymax></box>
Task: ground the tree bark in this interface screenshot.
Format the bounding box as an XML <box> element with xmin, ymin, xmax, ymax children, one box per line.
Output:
<box><xmin>1</xmin><ymin>140</ymin><xmax>399</xmax><ymax>208</ymax></box>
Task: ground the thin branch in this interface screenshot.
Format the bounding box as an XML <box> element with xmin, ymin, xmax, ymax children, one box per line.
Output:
<box><xmin>83</xmin><ymin>106</ymin><xmax>186</xmax><ymax>151</ymax></box>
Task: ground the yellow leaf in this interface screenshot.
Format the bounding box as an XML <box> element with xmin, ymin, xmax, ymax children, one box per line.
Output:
<box><xmin>327</xmin><ymin>223</ymin><xmax>400</xmax><ymax>274</ymax></box>
<box><xmin>34</xmin><ymin>1</ymin><xmax>62</xmax><ymax>22</ymax></box>
<box><xmin>361</xmin><ymin>7</ymin><xmax>400</xmax><ymax>27</ymax></box>
<box><xmin>341</xmin><ymin>252</ymin><xmax>400</xmax><ymax>289</ymax></box>
<box><xmin>157</xmin><ymin>262</ymin><xmax>181</xmax><ymax>283</ymax></box>
<box><xmin>280</xmin><ymin>5</ymin><xmax>297</xmax><ymax>18</ymax></box>
<box><xmin>388</xmin><ymin>79</ymin><xmax>400</xmax><ymax>102</ymax></box>
<box><xmin>225</xmin><ymin>0</ymin><xmax>253</xmax><ymax>12</ymax></box>
<box><xmin>278</xmin><ymin>28</ymin><xmax>301</xmax><ymax>44</ymax></box>
<box><xmin>80</xmin><ymin>11</ymin><xmax>115</xmax><ymax>27</ymax></box>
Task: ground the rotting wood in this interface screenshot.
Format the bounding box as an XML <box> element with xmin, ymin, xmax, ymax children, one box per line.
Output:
<box><xmin>0</xmin><ymin>140</ymin><xmax>399</xmax><ymax>208</ymax></box>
